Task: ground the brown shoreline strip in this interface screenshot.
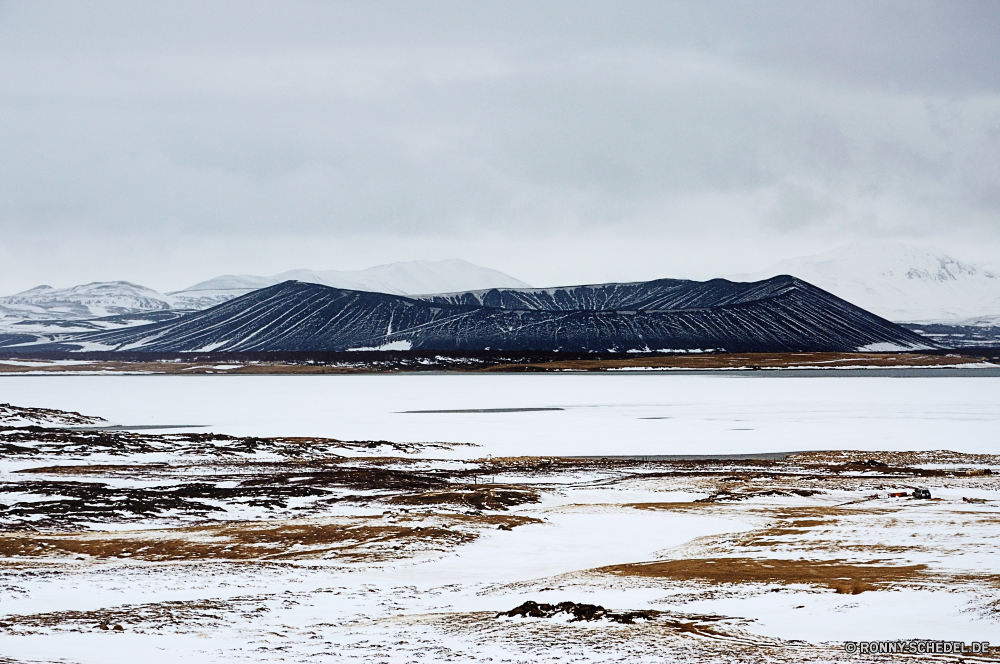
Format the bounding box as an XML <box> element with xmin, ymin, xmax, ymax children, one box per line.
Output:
<box><xmin>562</xmin><ymin>451</ymin><xmax>817</xmax><ymax>461</ymax></box>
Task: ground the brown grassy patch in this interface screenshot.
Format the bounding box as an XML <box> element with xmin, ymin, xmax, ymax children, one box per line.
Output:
<box><xmin>386</xmin><ymin>486</ymin><xmax>540</xmax><ymax>511</ymax></box>
<box><xmin>793</xmin><ymin>449</ymin><xmax>1000</xmax><ymax>468</ymax></box>
<box><xmin>599</xmin><ymin>558</ymin><xmax>927</xmax><ymax>594</ymax></box>
<box><xmin>17</xmin><ymin>464</ymin><xmax>166</xmax><ymax>475</ymax></box>
<box><xmin>482</xmin><ymin>352</ymin><xmax>985</xmax><ymax>372</ymax></box>
<box><xmin>0</xmin><ymin>352</ymin><xmax>989</xmax><ymax>375</ymax></box>
<box><xmin>0</xmin><ymin>514</ymin><xmax>539</xmax><ymax>563</ymax></box>
<box><xmin>625</xmin><ymin>502</ymin><xmax>718</xmax><ymax>511</ymax></box>
<box><xmin>0</xmin><ymin>597</ymin><xmax>253</xmax><ymax>633</ymax></box>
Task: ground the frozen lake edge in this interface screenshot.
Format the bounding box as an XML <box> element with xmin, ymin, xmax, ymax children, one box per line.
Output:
<box><xmin>0</xmin><ymin>371</ymin><xmax>998</xmax><ymax>456</ymax></box>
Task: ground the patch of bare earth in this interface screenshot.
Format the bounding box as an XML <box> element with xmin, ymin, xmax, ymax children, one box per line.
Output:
<box><xmin>0</xmin><ymin>351</ymin><xmax>993</xmax><ymax>374</ymax></box>
<box><xmin>0</xmin><ymin>596</ymin><xmax>266</xmax><ymax>635</ymax></box>
<box><xmin>0</xmin><ymin>403</ymin><xmax>109</xmax><ymax>426</ymax></box>
<box><xmin>386</xmin><ymin>486</ymin><xmax>540</xmax><ymax>511</ymax></box>
<box><xmin>483</xmin><ymin>351</ymin><xmax>989</xmax><ymax>372</ymax></box>
<box><xmin>598</xmin><ymin>557</ymin><xmax>927</xmax><ymax>594</ymax></box>
<box><xmin>0</xmin><ymin>513</ymin><xmax>539</xmax><ymax>563</ymax></box>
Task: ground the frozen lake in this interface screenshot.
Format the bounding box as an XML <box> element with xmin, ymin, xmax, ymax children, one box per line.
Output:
<box><xmin>2</xmin><ymin>372</ymin><xmax>998</xmax><ymax>456</ymax></box>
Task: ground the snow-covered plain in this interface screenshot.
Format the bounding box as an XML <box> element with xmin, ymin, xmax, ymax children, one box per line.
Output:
<box><xmin>0</xmin><ymin>374</ymin><xmax>998</xmax><ymax>663</ymax></box>
<box><xmin>1</xmin><ymin>373</ymin><xmax>998</xmax><ymax>456</ymax></box>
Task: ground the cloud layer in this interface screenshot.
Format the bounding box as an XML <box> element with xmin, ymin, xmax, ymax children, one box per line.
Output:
<box><xmin>0</xmin><ymin>1</ymin><xmax>998</xmax><ymax>290</ymax></box>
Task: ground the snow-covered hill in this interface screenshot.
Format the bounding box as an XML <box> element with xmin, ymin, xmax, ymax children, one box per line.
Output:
<box><xmin>0</xmin><ymin>282</ymin><xmax>178</xmax><ymax>320</ymax></box>
<box><xmin>0</xmin><ymin>260</ymin><xmax>530</xmax><ymax>323</ymax></box>
<box><xmin>731</xmin><ymin>243</ymin><xmax>1000</xmax><ymax>323</ymax></box>
<box><xmin>170</xmin><ymin>259</ymin><xmax>531</xmax><ymax>309</ymax></box>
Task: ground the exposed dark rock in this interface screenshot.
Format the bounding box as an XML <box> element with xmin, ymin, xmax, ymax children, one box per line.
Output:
<box><xmin>499</xmin><ymin>600</ymin><xmax>660</xmax><ymax>624</ymax></box>
<box><xmin>12</xmin><ymin>276</ymin><xmax>935</xmax><ymax>353</ymax></box>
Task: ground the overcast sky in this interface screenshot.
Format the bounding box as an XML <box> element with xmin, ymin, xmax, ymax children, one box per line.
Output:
<box><xmin>1</xmin><ymin>0</ymin><xmax>998</xmax><ymax>292</ymax></box>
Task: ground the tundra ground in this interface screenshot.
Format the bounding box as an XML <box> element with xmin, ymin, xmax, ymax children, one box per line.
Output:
<box><xmin>0</xmin><ymin>405</ymin><xmax>997</xmax><ymax>662</ymax></box>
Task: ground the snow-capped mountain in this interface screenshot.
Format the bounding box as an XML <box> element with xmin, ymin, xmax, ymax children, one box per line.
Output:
<box><xmin>0</xmin><ymin>260</ymin><xmax>530</xmax><ymax>323</ymax></box>
<box><xmin>0</xmin><ymin>281</ymin><xmax>178</xmax><ymax>320</ymax></box>
<box><xmin>170</xmin><ymin>259</ymin><xmax>531</xmax><ymax>308</ymax></box>
<box><xmin>731</xmin><ymin>243</ymin><xmax>1000</xmax><ymax>323</ymax></box>
<box><xmin>958</xmin><ymin>314</ymin><xmax>1000</xmax><ymax>327</ymax></box>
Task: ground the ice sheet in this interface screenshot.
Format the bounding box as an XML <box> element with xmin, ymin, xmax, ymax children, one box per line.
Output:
<box><xmin>0</xmin><ymin>373</ymin><xmax>997</xmax><ymax>456</ymax></box>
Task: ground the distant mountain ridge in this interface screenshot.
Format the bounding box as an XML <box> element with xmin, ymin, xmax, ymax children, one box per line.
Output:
<box><xmin>170</xmin><ymin>259</ymin><xmax>531</xmax><ymax>309</ymax></box>
<box><xmin>15</xmin><ymin>276</ymin><xmax>935</xmax><ymax>354</ymax></box>
<box><xmin>0</xmin><ymin>260</ymin><xmax>531</xmax><ymax>321</ymax></box>
<box><xmin>6</xmin><ymin>246</ymin><xmax>998</xmax><ymax>326</ymax></box>
<box><xmin>732</xmin><ymin>243</ymin><xmax>1000</xmax><ymax>323</ymax></box>
<box><xmin>0</xmin><ymin>281</ymin><xmax>177</xmax><ymax>320</ymax></box>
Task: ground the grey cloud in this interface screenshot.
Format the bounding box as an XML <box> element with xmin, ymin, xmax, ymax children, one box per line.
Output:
<box><xmin>0</xmin><ymin>0</ymin><xmax>997</xmax><ymax>292</ymax></box>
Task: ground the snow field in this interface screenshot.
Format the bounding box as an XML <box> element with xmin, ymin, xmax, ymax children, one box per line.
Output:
<box><xmin>1</xmin><ymin>373</ymin><xmax>998</xmax><ymax>456</ymax></box>
<box><xmin>0</xmin><ymin>374</ymin><xmax>998</xmax><ymax>662</ymax></box>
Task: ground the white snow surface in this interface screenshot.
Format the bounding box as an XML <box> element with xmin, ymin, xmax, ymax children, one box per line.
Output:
<box><xmin>0</xmin><ymin>360</ymin><xmax>96</xmax><ymax>367</ymax></box>
<box><xmin>732</xmin><ymin>242</ymin><xmax>1000</xmax><ymax>323</ymax></box>
<box><xmin>1</xmin><ymin>373</ymin><xmax>998</xmax><ymax>456</ymax></box>
<box><xmin>0</xmin><ymin>504</ymin><xmax>758</xmax><ymax>663</ymax></box>
<box><xmin>855</xmin><ymin>342</ymin><xmax>927</xmax><ymax>352</ymax></box>
<box><xmin>172</xmin><ymin>258</ymin><xmax>531</xmax><ymax>304</ymax></box>
<box><xmin>0</xmin><ymin>281</ymin><xmax>178</xmax><ymax>320</ymax></box>
<box><xmin>958</xmin><ymin>312</ymin><xmax>1000</xmax><ymax>327</ymax></box>
<box><xmin>0</xmin><ymin>374</ymin><xmax>999</xmax><ymax>662</ymax></box>
<box><xmin>346</xmin><ymin>340</ymin><xmax>413</xmax><ymax>351</ymax></box>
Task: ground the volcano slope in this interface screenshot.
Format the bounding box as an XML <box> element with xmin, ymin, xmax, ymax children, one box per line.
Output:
<box><xmin>22</xmin><ymin>275</ymin><xmax>934</xmax><ymax>353</ymax></box>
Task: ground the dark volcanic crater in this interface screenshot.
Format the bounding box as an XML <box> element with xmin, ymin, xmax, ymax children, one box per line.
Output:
<box><xmin>5</xmin><ymin>276</ymin><xmax>935</xmax><ymax>353</ymax></box>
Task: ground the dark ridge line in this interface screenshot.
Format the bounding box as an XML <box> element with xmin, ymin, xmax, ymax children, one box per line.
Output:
<box><xmin>400</xmin><ymin>407</ymin><xmax>565</xmax><ymax>414</ymax></box>
<box><xmin>68</xmin><ymin>424</ymin><xmax>208</xmax><ymax>431</ymax></box>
